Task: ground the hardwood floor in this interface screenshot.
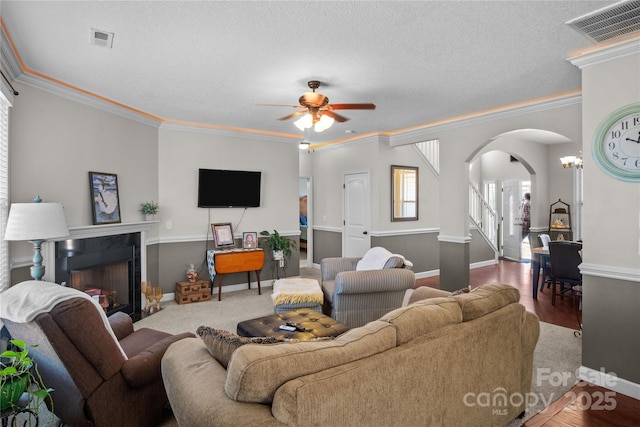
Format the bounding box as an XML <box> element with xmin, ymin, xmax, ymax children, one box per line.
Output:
<box><xmin>415</xmin><ymin>259</ymin><xmax>640</xmax><ymax>426</ymax></box>
<box><xmin>523</xmin><ymin>382</ymin><xmax>640</xmax><ymax>427</ymax></box>
<box><xmin>414</xmin><ymin>258</ymin><xmax>581</xmax><ymax>330</ymax></box>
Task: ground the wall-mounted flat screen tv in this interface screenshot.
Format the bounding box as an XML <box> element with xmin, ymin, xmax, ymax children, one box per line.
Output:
<box><xmin>197</xmin><ymin>168</ymin><xmax>262</xmax><ymax>208</ymax></box>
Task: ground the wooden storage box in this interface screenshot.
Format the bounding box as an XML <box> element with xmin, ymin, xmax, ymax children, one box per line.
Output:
<box><xmin>175</xmin><ymin>289</ymin><xmax>212</xmax><ymax>304</ymax></box>
<box><xmin>175</xmin><ymin>280</ymin><xmax>209</xmax><ymax>295</ymax></box>
<box><xmin>175</xmin><ymin>280</ymin><xmax>211</xmax><ymax>304</ymax></box>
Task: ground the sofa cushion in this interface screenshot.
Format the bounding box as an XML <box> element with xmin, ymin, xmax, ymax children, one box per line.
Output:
<box><xmin>380</xmin><ymin>297</ymin><xmax>462</xmax><ymax>345</ymax></box>
<box><xmin>224</xmin><ymin>320</ymin><xmax>396</xmax><ymax>403</ymax></box>
<box><xmin>452</xmin><ymin>283</ymin><xmax>520</xmax><ymax>321</ymax></box>
<box><xmin>196</xmin><ymin>326</ymin><xmax>282</xmax><ymax>368</ymax></box>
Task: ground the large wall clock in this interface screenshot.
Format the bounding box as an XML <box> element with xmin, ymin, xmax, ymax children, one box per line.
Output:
<box><xmin>592</xmin><ymin>103</ymin><xmax>640</xmax><ymax>183</ymax></box>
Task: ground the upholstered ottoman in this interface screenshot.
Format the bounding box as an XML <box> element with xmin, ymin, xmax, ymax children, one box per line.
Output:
<box><xmin>236</xmin><ymin>308</ymin><xmax>349</xmax><ymax>340</ymax></box>
<box><xmin>271</xmin><ymin>277</ymin><xmax>323</xmax><ymax>314</ymax></box>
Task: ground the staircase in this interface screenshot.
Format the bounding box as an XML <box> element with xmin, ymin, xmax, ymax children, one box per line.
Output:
<box><xmin>414</xmin><ymin>140</ymin><xmax>498</xmax><ymax>251</ymax></box>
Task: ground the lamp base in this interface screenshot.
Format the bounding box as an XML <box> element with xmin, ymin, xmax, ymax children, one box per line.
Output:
<box><xmin>29</xmin><ymin>239</ymin><xmax>45</xmax><ymax>281</ymax></box>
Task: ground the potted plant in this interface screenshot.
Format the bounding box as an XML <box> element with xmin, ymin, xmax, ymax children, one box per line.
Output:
<box><xmin>1</xmin><ymin>339</ymin><xmax>53</xmax><ymax>412</ymax></box>
<box><xmin>140</xmin><ymin>201</ymin><xmax>159</xmax><ymax>220</ymax></box>
<box><xmin>259</xmin><ymin>230</ymin><xmax>296</xmax><ymax>261</ymax></box>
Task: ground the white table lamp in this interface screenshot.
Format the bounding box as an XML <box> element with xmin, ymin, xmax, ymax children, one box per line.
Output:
<box><xmin>4</xmin><ymin>196</ymin><xmax>70</xmax><ymax>280</ymax></box>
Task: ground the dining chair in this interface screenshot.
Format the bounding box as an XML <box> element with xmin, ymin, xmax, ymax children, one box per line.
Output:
<box><xmin>537</xmin><ymin>234</ymin><xmax>552</xmax><ymax>292</ymax></box>
<box><xmin>548</xmin><ymin>241</ymin><xmax>583</xmax><ymax>306</ymax></box>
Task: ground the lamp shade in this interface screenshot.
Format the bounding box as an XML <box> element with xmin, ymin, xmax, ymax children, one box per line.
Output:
<box><xmin>5</xmin><ymin>202</ymin><xmax>70</xmax><ymax>241</ymax></box>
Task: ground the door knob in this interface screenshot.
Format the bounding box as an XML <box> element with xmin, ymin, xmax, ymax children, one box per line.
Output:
<box><xmin>363</xmin><ymin>231</ymin><xmax>368</xmax><ymax>235</ymax></box>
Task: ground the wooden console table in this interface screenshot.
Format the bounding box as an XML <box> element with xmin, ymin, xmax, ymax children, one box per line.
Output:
<box><xmin>212</xmin><ymin>249</ymin><xmax>265</xmax><ymax>301</ymax></box>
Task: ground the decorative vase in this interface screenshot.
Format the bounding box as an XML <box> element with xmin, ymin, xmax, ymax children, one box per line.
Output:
<box><xmin>145</xmin><ymin>214</ymin><xmax>154</xmax><ymax>221</ymax></box>
<box><xmin>0</xmin><ymin>373</ymin><xmax>29</xmax><ymax>410</ymax></box>
<box><xmin>186</xmin><ymin>264</ymin><xmax>199</xmax><ymax>283</ymax></box>
<box><xmin>272</xmin><ymin>250</ymin><xmax>283</xmax><ymax>261</ymax></box>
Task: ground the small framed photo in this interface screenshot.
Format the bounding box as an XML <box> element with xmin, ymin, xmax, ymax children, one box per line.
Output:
<box><xmin>243</xmin><ymin>232</ymin><xmax>258</xmax><ymax>249</ymax></box>
<box><xmin>89</xmin><ymin>171</ymin><xmax>121</xmax><ymax>225</ymax></box>
<box><xmin>212</xmin><ymin>223</ymin><xmax>235</xmax><ymax>249</ymax></box>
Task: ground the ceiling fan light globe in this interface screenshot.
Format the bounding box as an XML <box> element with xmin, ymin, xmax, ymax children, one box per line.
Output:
<box><xmin>314</xmin><ymin>115</ymin><xmax>334</xmax><ymax>132</ymax></box>
<box><xmin>299</xmin><ymin>140</ymin><xmax>311</xmax><ymax>150</ymax></box>
<box><xmin>294</xmin><ymin>114</ymin><xmax>313</xmax><ymax>131</ymax></box>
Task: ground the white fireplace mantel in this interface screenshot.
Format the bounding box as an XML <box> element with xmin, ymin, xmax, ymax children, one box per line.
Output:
<box><xmin>43</xmin><ymin>221</ymin><xmax>158</xmax><ymax>282</ymax></box>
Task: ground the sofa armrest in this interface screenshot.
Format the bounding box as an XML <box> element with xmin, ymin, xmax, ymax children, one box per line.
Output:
<box><xmin>121</xmin><ymin>332</ymin><xmax>194</xmax><ymax>388</ymax></box>
<box><xmin>321</xmin><ymin>257</ymin><xmax>360</xmax><ymax>281</ymax></box>
<box><xmin>108</xmin><ymin>311</ymin><xmax>134</xmax><ymax>341</ymax></box>
<box><xmin>162</xmin><ymin>338</ymin><xmax>281</xmax><ymax>426</ymax></box>
<box><xmin>407</xmin><ymin>286</ymin><xmax>451</xmax><ymax>304</ymax></box>
<box><xmin>335</xmin><ymin>268</ymin><xmax>415</xmax><ymax>295</ymax></box>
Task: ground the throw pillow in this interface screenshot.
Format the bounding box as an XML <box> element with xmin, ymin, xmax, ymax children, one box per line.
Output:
<box><xmin>196</xmin><ymin>326</ymin><xmax>282</xmax><ymax>369</ymax></box>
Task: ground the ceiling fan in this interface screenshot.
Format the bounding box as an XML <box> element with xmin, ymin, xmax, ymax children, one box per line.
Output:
<box><xmin>262</xmin><ymin>80</ymin><xmax>376</xmax><ymax>131</ymax></box>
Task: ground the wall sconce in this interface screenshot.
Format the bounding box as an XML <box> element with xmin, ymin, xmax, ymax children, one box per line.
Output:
<box><xmin>4</xmin><ymin>196</ymin><xmax>70</xmax><ymax>280</ymax></box>
<box><xmin>560</xmin><ymin>151</ymin><xmax>583</xmax><ymax>169</ymax></box>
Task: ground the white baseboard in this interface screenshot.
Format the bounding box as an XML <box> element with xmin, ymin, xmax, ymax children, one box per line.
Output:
<box><xmin>150</xmin><ymin>281</ymin><xmax>273</xmax><ymax>306</ymax></box>
<box><xmin>578</xmin><ymin>365</ymin><xmax>640</xmax><ymax>399</ymax></box>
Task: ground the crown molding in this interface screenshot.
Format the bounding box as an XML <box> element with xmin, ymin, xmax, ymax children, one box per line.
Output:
<box><xmin>0</xmin><ymin>27</ymin><xmax>21</xmax><ymax>78</ymax></box>
<box><xmin>159</xmin><ymin>122</ymin><xmax>297</xmax><ymax>144</ymax></box>
<box><xmin>17</xmin><ymin>72</ymin><xmax>163</xmax><ymax>128</ymax></box>
<box><xmin>568</xmin><ymin>37</ymin><xmax>640</xmax><ymax>69</ymax></box>
<box><xmin>389</xmin><ymin>93</ymin><xmax>582</xmax><ymax>147</ymax></box>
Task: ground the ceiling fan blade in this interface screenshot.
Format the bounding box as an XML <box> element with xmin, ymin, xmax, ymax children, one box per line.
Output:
<box><xmin>330</xmin><ymin>103</ymin><xmax>376</xmax><ymax>110</ymax></box>
<box><xmin>323</xmin><ymin>110</ymin><xmax>349</xmax><ymax>123</ymax></box>
<box><xmin>278</xmin><ymin>111</ymin><xmax>306</xmax><ymax>121</ymax></box>
<box><xmin>256</xmin><ymin>103</ymin><xmax>301</xmax><ymax>108</ymax></box>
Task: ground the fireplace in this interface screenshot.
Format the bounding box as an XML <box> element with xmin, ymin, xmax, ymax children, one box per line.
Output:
<box><xmin>54</xmin><ymin>232</ymin><xmax>142</xmax><ymax>321</ymax></box>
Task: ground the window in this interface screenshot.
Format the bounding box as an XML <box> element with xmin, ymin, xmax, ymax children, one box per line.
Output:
<box><xmin>0</xmin><ymin>92</ymin><xmax>10</xmax><ymax>291</ymax></box>
<box><xmin>391</xmin><ymin>165</ymin><xmax>419</xmax><ymax>221</ymax></box>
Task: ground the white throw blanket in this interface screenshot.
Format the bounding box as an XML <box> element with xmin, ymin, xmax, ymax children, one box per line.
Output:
<box><xmin>356</xmin><ymin>247</ymin><xmax>409</xmax><ymax>271</ymax></box>
<box><xmin>0</xmin><ymin>280</ymin><xmax>127</xmax><ymax>359</ymax></box>
<box><xmin>271</xmin><ymin>278</ymin><xmax>323</xmax><ymax>305</ymax></box>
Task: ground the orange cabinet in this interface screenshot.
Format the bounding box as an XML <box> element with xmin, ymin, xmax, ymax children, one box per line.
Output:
<box><xmin>213</xmin><ymin>249</ymin><xmax>265</xmax><ymax>301</ymax></box>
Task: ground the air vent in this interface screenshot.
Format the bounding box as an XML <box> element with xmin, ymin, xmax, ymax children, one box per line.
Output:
<box><xmin>90</xmin><ymin>28</ymin><xmax>114</xmax><ymax>48</ymax></box>
<box><xmin>566</xmin><ymin>0</ymin><xmax>640</xmax><ymax>42</ymax></box>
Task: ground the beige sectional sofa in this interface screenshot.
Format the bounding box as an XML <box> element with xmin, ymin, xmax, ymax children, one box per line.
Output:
<box><xmin>162</xmin><ymin>283</ymin><xmax>540</xmax><ymax>426</ymax></box>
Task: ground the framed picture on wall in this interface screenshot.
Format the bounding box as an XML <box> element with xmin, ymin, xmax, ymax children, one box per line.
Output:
<box><xmin>212</xmin><ymin>222</ymin><xmax>235</xmax><ymax>249</ymax></box>
<box><xmin>243</xmin><ymin>232</ymin><xmax>258</xmax><ymax>249</ymax></box>
<box><xmin>89</xmin><ymin>171</ymin><xmax>121</xmax><ymax>225</ymax></box>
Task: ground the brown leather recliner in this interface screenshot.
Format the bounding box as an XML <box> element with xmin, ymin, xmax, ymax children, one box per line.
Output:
<box><xmin>1</xmin><ymin>282</ymin><xmax>193</xmax><ymax>427</ymax></box>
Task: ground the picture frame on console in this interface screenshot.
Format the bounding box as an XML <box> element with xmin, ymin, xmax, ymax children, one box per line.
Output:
<box><xmin>243</xmin><ymin>232</ymin><xmax>257</xmax><ymax>249</ymax></box>
<box><xmin>212</xmin><ymin>223</ymin><xmax>234</xmax><ymax>249</ymax></box>
<box><xmin>89</xmin><ymin>171</ymin><xmax>121</xmax><ymax>225</ymax></box>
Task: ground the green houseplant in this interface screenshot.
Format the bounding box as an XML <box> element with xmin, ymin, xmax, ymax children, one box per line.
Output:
<box><xmin>0</xmin><ymin>339</ymin><xmax>53</xmax><ymax>412</ymax></box>
<box><xmin>140</xmin><ymin>201</ymin><xmax>159</xmax><ymax>220</ymax></box>
<box><xmin>259</xmin><ymin>230</ymin><xmax>296</xmax><ymax>261</ymax></box>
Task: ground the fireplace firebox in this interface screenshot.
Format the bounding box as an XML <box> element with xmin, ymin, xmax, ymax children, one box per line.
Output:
<box><xmin>55</xmin><ymin>232</ymin><xmax>142</xmax><ymax>320</ymax></box>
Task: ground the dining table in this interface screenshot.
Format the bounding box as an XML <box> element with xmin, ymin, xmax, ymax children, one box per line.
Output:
<box><xmin>531</xmin><ymin>246</ymin><xmax>550</xmax><ymax>299</ymax></box>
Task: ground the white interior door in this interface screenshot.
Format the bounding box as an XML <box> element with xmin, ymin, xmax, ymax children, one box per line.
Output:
<box><xmin>502</xmin><ymin>180</ymin><xmax>522</xmax><ymax>261</ymax></box>
<box><xmin>343</xmin><ymin>172</ymin><xmax>370</xmax><ymax>257</ymax></box>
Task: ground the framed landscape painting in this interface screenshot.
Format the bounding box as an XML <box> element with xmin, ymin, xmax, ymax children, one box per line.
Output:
<box><xmin>89</xmin><ymin>171</ymin><xmax>121</xmax><ymax>225</ymax></box>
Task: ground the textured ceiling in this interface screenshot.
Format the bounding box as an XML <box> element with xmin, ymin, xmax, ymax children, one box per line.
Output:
<box><xmin>0</xmin><ymin>1</ymin><xmax>617</xmax><ymax>145</ymax></box>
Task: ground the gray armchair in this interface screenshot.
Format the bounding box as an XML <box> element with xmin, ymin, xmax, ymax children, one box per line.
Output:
<box><xmin>321</xmin><ymin>256</ymin><xmax>415</xmax><ymax>328</ymax></box>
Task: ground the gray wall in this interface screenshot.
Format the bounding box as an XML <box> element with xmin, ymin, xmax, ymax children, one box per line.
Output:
<box><xmin>579</xmin><ymin>46</ymin><xmax>640</xmax><ymax>387</ymax></box>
